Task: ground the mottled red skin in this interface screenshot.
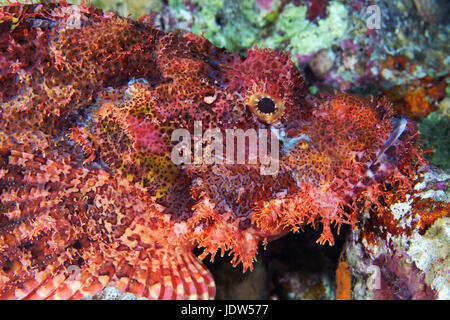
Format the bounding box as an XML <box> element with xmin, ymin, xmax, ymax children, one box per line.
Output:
<box><xmin>305</xmin><ymin>0</ymin><xmax>330</xmax><ymax>22</ymax></box>
<box><xmin>0</xmin><ymin>2</ymin><xmax>422</xmax><ymax>299</ymax></box>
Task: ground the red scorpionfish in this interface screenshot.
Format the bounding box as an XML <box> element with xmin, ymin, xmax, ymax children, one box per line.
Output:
<box><xmin>0</xmin><ymin>2</ymin><xmax>422</xmax><ymax>299</ymax></box>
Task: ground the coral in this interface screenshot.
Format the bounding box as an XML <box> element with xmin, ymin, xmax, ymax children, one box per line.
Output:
<box><xmin>342</xmin><ymin>166</ymin><xmax>449</xmax><ymax>299</ymax></box>
<box><xmin>304</xmin><ymin>0</ymin><xmax>330</xmax><ymax>22</ymax></box>
<box><xmin>255</xmin><ymin>0</ymin><xmax>275</xmax><ymax>12</ymax></box>
<box><xmin>263</xmin><ymin>1</ymin><xmax>348</xmax><ymax>58</ymax></box>
<box><xmin>401</xmin><ymin>87</ymin><xmax>434</xmax><ymax>118</ymax></box>
<box><xmin>438</xmin><ymin>96</ymin><xmax>450</xmax><ymax>117</ymax></box>
<box><xmin>381</xmin><ymin>66</ymin><xmax>448</xmax><ymax>120</ymax></box>
<box><xmin>418</xmin><ymin>112</ymin><xmax>450</xmax><ymax>169</ymax></box>
<box><xmin>156</xmin><ymin>0</ymin><xmax>348</xmax><ymax>59</ymax></box>
<box><xmin>407</xmin><ymin>217</ymin><xmax>450</xmax><ymax>299</ymax></box>
<box><xmin>91</xmin><ymin>286</ymin><xmax>148</xmax><ymax>300</ymax></box>
<box><xmin>335</xmin><ymin>260</ymin><xmax>351</xmax><ymax>300</ymax></box>
<box><xmin>373</xmin><ymin>0</ymin><xmax>449</xmax><ymax>73</ymax></box>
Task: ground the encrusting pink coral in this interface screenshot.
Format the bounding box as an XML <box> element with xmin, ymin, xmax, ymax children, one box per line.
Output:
<box><xmin>0</xmin><ymin>2</ymin><xmax>424</xmax><ymax>299</ymax></box>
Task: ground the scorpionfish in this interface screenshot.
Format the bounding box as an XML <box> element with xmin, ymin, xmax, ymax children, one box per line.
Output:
<box><xmin>0</xmin><ymin>2</ymin><xmax>422</xmax><ymax>299</ymax></box>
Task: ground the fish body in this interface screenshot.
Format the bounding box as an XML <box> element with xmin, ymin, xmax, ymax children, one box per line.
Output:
<box><xmin>0</xmin><ymin>3</ymin><xmax>421</xmax><ymax>299</ymax></box>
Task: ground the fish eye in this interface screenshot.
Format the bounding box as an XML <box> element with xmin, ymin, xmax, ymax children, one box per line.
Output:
<box><xmin>247</xmin><ymin>92</ymin><xmax>285</xmax><ymax>124</ymax></box>
<box><xmin>257</xmin><ymin>97</ymin><xmax>276</xmax><ymax>114</ymax></box>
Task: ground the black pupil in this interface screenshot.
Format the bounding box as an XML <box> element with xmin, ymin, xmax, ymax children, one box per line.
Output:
<box><xmin>257</xmin><ymin>98</ymin><xmax>276</xmax><ymax>114</ymax></box>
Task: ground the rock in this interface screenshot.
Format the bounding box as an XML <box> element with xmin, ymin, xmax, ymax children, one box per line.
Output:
<box><xmin>308</xmin><ymin>49</ymin><xmax>335</xmax><ymax>77</ymax></box>
<box><xmin>342</xmin><ymin>167</ymin><xmax>450</xmax><ymax>299</ymax></box>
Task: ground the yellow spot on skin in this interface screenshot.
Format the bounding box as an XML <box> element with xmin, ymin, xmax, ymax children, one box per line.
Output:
<box><xmin>128</xmin><ymin>101</ymin><xmax>155</xmax><ymax>117</ymax></box>
<box><xmin>121</xmin><ymin>153</ymin><xmax>178</xmax><ymax>199</ymax></box>
<box><xmin>10</xmin><ymin>17</ymin><xmax>19</xmax><ymax>32</ymax></box>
